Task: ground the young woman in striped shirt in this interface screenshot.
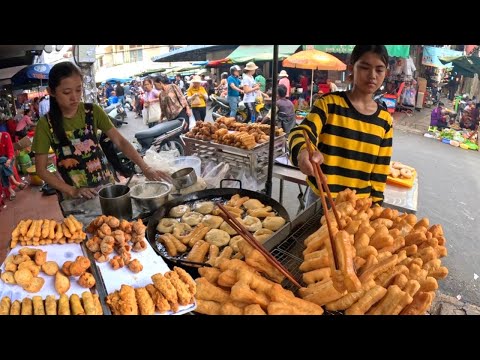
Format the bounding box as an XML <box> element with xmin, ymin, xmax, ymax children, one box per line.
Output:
<box><xmin>288</xmin><ymin>45</ymin><xmax>393</xmax><ymax>207</ymax></box>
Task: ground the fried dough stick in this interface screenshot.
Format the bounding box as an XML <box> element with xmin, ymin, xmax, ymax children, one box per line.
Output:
<box><xmin>237</xmin><ymin>240</ymin><xmax>285</xmax><ymax>283</ymax></box>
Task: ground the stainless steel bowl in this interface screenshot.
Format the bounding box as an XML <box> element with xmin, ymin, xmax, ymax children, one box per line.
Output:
<box><xmin>129</xmin><ymin>181</ymin><xmax>173</xmax><ymax>213</ymax></box>
<box><xmin>171</xmin><ymin>167</ymin><xmax>197</xmax><ymax>189</ymax></box>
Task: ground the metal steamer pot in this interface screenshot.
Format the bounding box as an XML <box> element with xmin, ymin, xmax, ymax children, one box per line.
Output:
<box><xmin>146</xmin><ymin>180</ymin><xmax>291</xmax><ymax>277</ymax></box>
<box><xmin>98</xmin><ymin>184</ymin><xmax>133</xmax><ymax>220</ymax></box>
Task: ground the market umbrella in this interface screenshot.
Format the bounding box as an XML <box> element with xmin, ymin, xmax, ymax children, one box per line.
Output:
<box><xmin>282</xmin><ymin>49</ymin><xmax>346</xmax><ymax>106</ymax></box>
<box><xmin>11</xmin><ymin>63</ymin><xmax>51</xmax><ymax>88</ymax></box>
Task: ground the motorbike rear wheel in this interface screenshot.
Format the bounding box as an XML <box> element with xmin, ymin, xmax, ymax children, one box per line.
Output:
<box><xmin>114</xmin><ymin>115</ymin><xmax>124</xmax><ymax>128</ymax></box>
<box><xmin>159</xmin><ymin>139</ymin><xmax>184</xmax><ymax>156</ymax></box>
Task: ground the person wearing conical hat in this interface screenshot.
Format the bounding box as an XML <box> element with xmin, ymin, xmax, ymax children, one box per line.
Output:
<box><xmin>278</xmin><ymin>70</ymin><xmax>291</xmax><ymax>98</ymax></box>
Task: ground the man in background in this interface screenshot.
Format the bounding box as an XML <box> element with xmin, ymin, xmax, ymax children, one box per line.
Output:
<box><xmin>39</xmin><ymin>96</ymin><xmax>50</xmax><ymax>117</ymax></box>
<box><xmin>115</xmin><ymin>81</ymin><xmax>125</xmax><ymax>105</ymax></box>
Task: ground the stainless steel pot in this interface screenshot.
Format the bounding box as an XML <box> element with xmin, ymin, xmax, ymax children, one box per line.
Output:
<box><xmin>98</xmin><ymin>184</ymin><xmax>132</xmax><ymax>219</ymax></box>
<box><xmin>171</xmin><ymin>167</ymin><xmax>197</xmax><ymax>189</ymax></box>
<box><xmin>129</xmin><ymin>181</ymin><xmax>173</xmax><ymax>213</ymax></box>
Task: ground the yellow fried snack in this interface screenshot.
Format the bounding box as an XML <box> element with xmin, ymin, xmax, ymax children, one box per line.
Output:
<box><xmin>78</xmin><ymin>273</ymin><xmax>96</xmax><ymax>288</ymax></box>
<box><xmin>146</xmin><ymin>284</ymin><xmax>171</xmax><ymax>313</ymax></box>
<box><xmin>81</xmin><ymin>291</ymin><xmax>97</xmax><ymax>315</ymax></box>
<box><xmin>32</xmin><ymin>296</ymin><xmax>46</xmax><ymax>315</ymax></box>
<box><xmin>135</xmin><ymin>287</ymin><xmax>155</xmax><ymax>315</ymax></box>
<box><xmin>359</xmin><ymin>254</ymin><xmax>398</xmax><ymax>283</ymax></box>
<box><xmin>58</xmin><ymin>294</ymin><xmax>70</xmax><ymax>315</ymax></box>
<box><xmin>55</xmin><ymin>272</ymin><xmax>71</xmax><ymax>295</ymax></box>
<box><xmin>23</xmin><ymin>276</ymin><xmax>45</xmax><ymax>293</ymax></box>
<box><xmin>238</xmin><ymin>240</ymin><xmax>285</xmax><ymax>283</ymax></box>
<box><xmin>151</xmin><ymin>273</ymin><xmax>179</xmax><ymax>307</ymax></box>
<box><xmin>268</xmin><ymin>284</ymin><xmax>324</xmax><ymax>315</ymax></box>
<box><xmin>128</xmin><ymin>259</ymin><xmax>143</xmax><ymax>273</ymax></box>
<box><xmin>196</xmin><ymin>299</ymin><xmax>222</xmax><ymax>315</ymax></box>
<box><xmin>55</xmin><ymin>223</ymin><xmax>64</xmax><ymax>240</ymax></box>
<box><xmin>49</xmin><ymin>220</ymin><xmax>57</xmax><ymax>239</ymax></box>
<box><xmin>195</xmin><ymin>277</ymin><xmax>230</xmax><ymax>303</ymax></box>
<box><xmin>42</xmin><ymin>261</ymin><xmax>59</xmax><ymax>276</ymax></box>
<box><xmin>158</xmin><ymin>234</ymin><xmax>178</xmax><ymax>256</ymax></box>
<box><xmin>244</xmin><ymin>304</ymin><xmax>267</xmax><ymax>315</ymax></box>
<box><xmin>186</xmin><ymin>240</ymin><xmax>210</xmax><ymax>263</ymax></box>
<box><xmin>93</xmin><ymin>294</ymin><xmax>103</xmax><ymax>315</ymax></box>
<box><xmin>14</xmin><ymin>268</ymin><xmax>34</xmax><ymax>287</ymax></box>
<box><xmin>41</xmin><ymin>219</ymin><xmax>50</xmax><ymax>239</ymax></box>
<box><xmin>21</xmin><ymin>297</ymin><xmax>33</xmax><ymax>315</ymax></box>
<box><xmin>10</xmin><ymin>300</ymin><xmax>21</xmax><ymax>315</ymax></box>
<box><xmin>20</xmin><ymin>219</ymin><xmax>33</xmax><ymax>237</ymax></box>
<box><xmin>230</xmin><ymin>281</ymin><xmax>270</xmax><ymax>309</ymax></box>
<box><xmin>165</xmin><ymin>271</ymin><xmax>193</xmax><ymax>306</ymax></box>
<box><xmin>220</xmin><ymin>302</ymin><xmax>244</xmax><ymax>315</ymax></box>
<box><xmin>1</xmin><ymin>271</ymin><xmax>16</xmax><ymax>284</ymax></box>
<box><xmin>345</xmin><ymin>285</ymin><xmax>388</xmax><ymax>315</ymax></box>
<box><xmin>400</xmin><ymin>291</ymin><xmax>435</xmax><ymax>315</ymax></box>
<box><xmin>198</xmin><ymin>267</ymin><xmax>221</xmax><ymax>284</ymax></box>
<box><xmin>45</xmin><ymin>295</ymin><xmax>57</xmax><ymax>315</ymax></box>
<box><xmin>61</xmin><ymin>261</ymin><xmax>73</xmax><ymax>276</ymax></box>
<box><xmin>70</xmin><ymin>294</ymin><xmax>85</xmax><ymax>315</ymax></box>
<box><xmin>18</xmin><ymin>260</ymin><xmax>41</xmax><ymax>276</ymax></box>
<box><xmin>18</xmin><ymin>247</ymin><xmax>38</xmax><ymax>258</ymax></box>
<box><xmin>325</xmin><ymin>280</ymin><xmax>376</xmax><ymax>311</ymax></box>
<box><xmin>64</xmin><ymin>217</ymin><xmax>77</xmax><ymax>234</ymax></box>
<box><xmin>34</xmin><ymin>250</ymin><xmax>47</xmax><ymax>266</ymax></box>
<box><xmin>302</xmin><ymin>268</ymin><xmax>331</xmax><ymax>285</ymax></box>
<box><xmin>206</xmin><ymin>244</ymin><xmax>220</xmax><ymax>266</ymax></box>
<box><xmin>13</xmin><ymin>253</ymin><xmax>31</xmax><ymax>265</ymax></box>
<box><xmin>301</xmin><ymin>280</ymin><xmax>347</xmax><ymax>307</ymax></box>
<box><xmin>69</xmin><ymin>256</ymin><xmax>91</xmax><ymax>277</ymax></box>
<box><xmin>0</xmin><ymin>296</ymin><xmax>11</xmax><ymax>315</ymax></box>
<box><xmin>12</xmin><ymin>220</ymin><xmax>24</xmax><ymax>239</ymax></box>
<box><xmin>367</xmin><ymin>285</ymin><xmax>413</xmax><ymax>315</ymax></box>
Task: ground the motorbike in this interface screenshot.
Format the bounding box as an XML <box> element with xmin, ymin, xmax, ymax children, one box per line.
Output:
<box><xmin>123</xmin><ymin>94</ymin><xmax>134</xmax><ymax>112</ymax></box>
<box><xmin>210</xmin><ymin>94</ymin><xmax>270</xmax><ymax>123</ymax></box>
<box><xmin>104</xmin><ymin>117</ymin><xmax>189</xmax><ymax>181</ymax></box>
<box><xmin>104</xmin><ymin>102</ymin><xmax>128</xmax><ymax>128</ymax></box>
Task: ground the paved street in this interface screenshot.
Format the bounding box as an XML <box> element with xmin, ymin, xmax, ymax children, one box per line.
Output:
<box><xmin>118</xmin><ymin>102</ymin><xmax>480</xmax><ymax>306</ymax></box>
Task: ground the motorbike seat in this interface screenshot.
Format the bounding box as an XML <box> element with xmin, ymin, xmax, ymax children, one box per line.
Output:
<box><xmin>135</xmin><ymin>119</ymin><xmax>182</xmax><ymax>140</ymax></box>
<box><xmin>217</xmin><ymin>97</ymin><xmax>229</xmax><ymax>106</ymax></box>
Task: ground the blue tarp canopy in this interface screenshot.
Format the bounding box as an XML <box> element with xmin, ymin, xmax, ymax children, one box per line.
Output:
<box><xmin>102</xmin><ymin>77</ymin><xmax>132</xmax><ymax>85</ymax></box>
<box><xmin>11</xmin><ymin>63</ymin><xmax>51</xmax><ymax>88</ymax></box>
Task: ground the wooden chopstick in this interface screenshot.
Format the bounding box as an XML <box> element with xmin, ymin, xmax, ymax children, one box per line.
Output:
<box><xmin>302</xmin><ymin>130</ymin><xmax>342</xmax><ymax>229</ymax></box>
<box><xmin>216</xmin><ymin>203</ymin><xmax>302</xmax><ymax>288</ymax></box>
<box><xmin>302</xmin><ymin>131</ymin><xmax>340</xmax><ymax>270</ymax></box>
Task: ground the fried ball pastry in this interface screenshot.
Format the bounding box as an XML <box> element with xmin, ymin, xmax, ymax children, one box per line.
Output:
<box><xmin>128</xmin><ymin>259</ymin><xmax>143</xmax><ymax>273</ymax></box>
<box><xmin>135</xmin><ymin>287</ymin><xmax>155</xmax><ymax>315</ymax></box>
<box><xmin>23</xmin><ymin>276</ymin><xmax>45</xmax><ymax>293</ymax></box>
<box><xmin>205</xmin><ymin>229</ymin><xmax>231</xmax><ymax>247</ymax></box>
<box><xmin>45</xmin><ymin>295</ymin><xmax>57</xmax><ymax>315</ymax></box>
<box><xmin>58</xmin><ymin>294</ymin><xmax>70</xmax><ymax>315</ymax></box>
<box><xmin>169</xmin><ymin>204</ymin><xmax>191</xmax><ymax>218</ymax></box>
<box><xmin>220</xmin><ymin>221</ymin><xmax>237</xmax><ymax>236</ymax></box>
<box><xmin>202</xmin><ymin>215</ymin><xmax>224</xmax><ymax>229</ymax></box>
<box><xmin>1</xmin><ymin>271</ymin><xmax>16</xmax><ymax>284</ymax></box>
<box><xmin>194</xmin><ymin>201</ymin><xmax>215</xmax><ymax>215</ymax></box>
<box><xmin>42</xmin><ymin>261</ymin><xmax>59</xmax><ymax>276</ymax></box>
<box><xmin>32</xmin><ymin>295</ymin><xmax>45</xmax><ymax>315</ymax></box>
<box><xmin>14</xmin><ymin>268</ymin><xmax>33</xmax><ymax>287</ymax></box>
<box><xmin>18</xmin><ymin>260</ymin><xmax>41</xmax><ymax>276</ymax></box>
<box><xmin>21</xmin><ymin>297</ymin><xmax>33</xmax><ymax>315</ymax></box>
<box><xmin>241</xmin><ymin>216</ymin><xmax>262</xmax><ymax>232</ymax></box>
<box><xmin>55</xmin><ymin>272</ymin><xmax>70</xmax><ymax>295</ymax></box>
<box><xmin>157</xmin><ymin>218</ymin><xmax>179</xmax><ymax>234</ymax></box>
<box><xmin>78</xmin><ymin>273</ymin><xmax>96</xmax><ymax>288</ymax></box>
<box><xmin>61</xmin><ymin>261</ymin><xmax>73</xmax><ymax>276</ymax></box>
<box><xmin>182</xmin><ymin>211</ymin><xmax>204</xmax><ymax>226</ymax></box>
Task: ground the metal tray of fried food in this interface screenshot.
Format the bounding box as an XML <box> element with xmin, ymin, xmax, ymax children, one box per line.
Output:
<box><xmin>270</xmin><ymin>207</ymin><xmax>343</xmax><ymax>315</ymax></box>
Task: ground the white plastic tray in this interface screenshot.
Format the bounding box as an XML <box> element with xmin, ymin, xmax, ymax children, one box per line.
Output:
<box><xmin>94</xmin><ymin>239</ymin><xmax>196</xmax><ymax>315</ymax></box>
<box><xmin>0</xmin><ymin>244</ymin><xmax>90</xmax><ymax>301</ymax></box>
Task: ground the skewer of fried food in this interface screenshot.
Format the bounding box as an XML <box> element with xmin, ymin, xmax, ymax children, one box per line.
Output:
<box><xmin>217</xmin><ymin>203</ymin><xmax>302</xmax><ymax>288</ymax></box>
<box><xmin>302</xmin><ymin>130</ymin><xmax>340</xmax><ymax>271</ymax></box>
<box><xmin>302</xmin><ymin>129</ymin><xmax>342</xmax><ymax>230</ymax></box>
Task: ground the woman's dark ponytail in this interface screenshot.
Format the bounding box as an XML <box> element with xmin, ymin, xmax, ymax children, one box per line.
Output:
<box><xmin>48</xmin><ymin>96</ymin><xmax>70</xmax><ymax>146</ymax></box>
<box><xmin>47</xmin><ymin>62</ymin><xmax>83</xmax><ymax>146</ymax></box>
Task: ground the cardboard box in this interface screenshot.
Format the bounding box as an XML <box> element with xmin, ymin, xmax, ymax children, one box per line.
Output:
<box><xmin>417</xmin><ymin>77</ymin><xmax>427</xmax><ymax>94</ymax></box>
<box><xmin>14</xmin><ymin>136</ymin><xmax>32</xmax><ymax>151</ymax></box>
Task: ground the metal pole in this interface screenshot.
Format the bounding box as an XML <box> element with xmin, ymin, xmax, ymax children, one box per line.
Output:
<box><xmin>310</xmin><ymin>69</ymin><xmax>314</xmax><ymax>107</ymax></box>
<box><xmin>265</xmin><ymin>45</ymin><xmax>279</xmax><ymax>197</ymax></box>
<box><xmin>79</xmin><ymin>64</ymin><xmax>98</xmax><ymax>105</ymax></box>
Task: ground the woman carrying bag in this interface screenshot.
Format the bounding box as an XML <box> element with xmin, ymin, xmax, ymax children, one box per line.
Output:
<box><xmin>142</xmin><ymin>78</ymin><xmax>162</xmax><ymax>127</ymax></box>
<box><xmin>187</xmin><ymin>76</ymin><xmax>208</xmax><ymax>121</ymax></box>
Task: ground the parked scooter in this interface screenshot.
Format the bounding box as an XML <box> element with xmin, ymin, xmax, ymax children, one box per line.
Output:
<box><xmin>123</xmin><ymin>94</ymin><xmax>134</xmax><ymax>111</ymax></box>
<box><xmin>211</xmin><ymin>94</ymin><xmax>269</xmax><ymax>123</ymax></box>
<box><xmin>209</xmin><ymin>94</ymin><xmax>230</xmax><ymax>116</ymax></box>
<box><xmin>104</xmin><ymin>103</ymin><xmax>128</xmax><ymax>128</ymax></box>
<box><xmin>134</xmin><ymin>118</ymin><xmax>189</xmax><ymax>156</ymax></box>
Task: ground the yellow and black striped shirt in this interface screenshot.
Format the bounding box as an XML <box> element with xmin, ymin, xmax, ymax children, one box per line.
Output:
<box><xmin>288</xmin><ymin>91</ymin><xmax>393</xmax><ymax>204</ymax></box>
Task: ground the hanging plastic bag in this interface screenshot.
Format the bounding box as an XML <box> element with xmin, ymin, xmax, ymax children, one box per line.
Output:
<box><xmin>143</xmin><ymin>148</ymin><xmax>179</xmax><ymax>173</ymax></box>
<box><xmin>189</xmin><ymin>113</ymin><xmax>196</xmax><ymax>130</ymax></box>
<box><xmin>203</xmin><ymin>162</ymin><xmax>230</xmax><ymax>188</ymax></box>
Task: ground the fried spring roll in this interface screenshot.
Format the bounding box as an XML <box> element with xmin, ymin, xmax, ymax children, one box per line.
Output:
<box><xmin>81</xmin><ymin>291</ymin><xmax>96</xmax><ymax>315</ymax></box>
<box><xmin>0</xmin><ymin>296</ymin><xmax>11</xmax><ymax>315</ymax></box>
<box><xmin>32</xmin><ymin>296</ymin><xmax>45</xmax><ymax>315</ymax></box>
<box><xmin>45</xmin><ymin>295</ymin><xmax>57</xmax><ymax>315</ymax></box>
<box><xmin>93</xmin><ymin>294</ymin><xmax>103</xmax><ymax>315</ymax></box>
<box><xmin>21</xmin><ymin>298</ymin><xmax>33</xmax><ymax>315</ymax></box>
<box><xmin>70</xmin><ymin>294</ymin><xmax>85</xmax><ymax>315</ymax></box>
<box><xmin>58</xmin><ymin>294</ymin><xmax>71</xmax><ymax>315</ymax></box>
<box><xmin>10</xmin><ymin>300</ymin><xmax>21</xmax><ymax>315</ymax></box>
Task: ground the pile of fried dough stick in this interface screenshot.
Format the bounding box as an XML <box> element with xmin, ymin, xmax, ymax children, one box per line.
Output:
<box><xmin>299</xmin><ymin>189</ymin><xmax>448</xmax><ymax>315</ymax></box>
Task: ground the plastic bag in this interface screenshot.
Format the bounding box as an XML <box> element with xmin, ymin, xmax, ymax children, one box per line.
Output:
<box><xmin>203</xmin><ymin>162</ymin><xmax>230</xmax><ymax>188</ymax></box>
<box><xmin>189</xmin><ymin>113</ymin><xmax>196</xmax><ymax>130</ymax></box>
<box><xmin>238</xmin><ymin>169</ymin><xmax>261</xmax><ymax>192</ymax></box>
<box><xmin>143</xmin><ymin>148</ymin><xmax>179</xmax><ymax>174</ymax></box>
